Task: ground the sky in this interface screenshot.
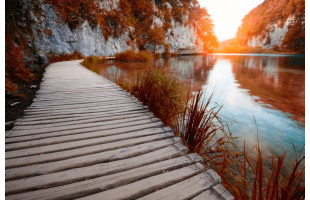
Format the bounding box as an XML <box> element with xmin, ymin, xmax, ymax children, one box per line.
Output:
<box><xmin>198</xmin><ymin>0</ymin><xmax>264</xmax><ymax>42</ymax></box>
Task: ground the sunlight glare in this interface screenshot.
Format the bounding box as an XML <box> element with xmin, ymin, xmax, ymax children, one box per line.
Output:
<box><xmin>199</xmin><ymin>0</ymin><xmax>264</xmax><ymax>41</ymax></box>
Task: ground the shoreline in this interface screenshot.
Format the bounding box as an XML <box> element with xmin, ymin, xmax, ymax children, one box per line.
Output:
<box><xmin>5</xmin><ymin>52</ymin><xmax>304</xmax><ymax>131</ymax></box>
<box><xmin>212</xmin><ymin>52</ymin><xmax>305</xmax><ymax>56</ymax></box>
<box><xmin>161</xmin><ymin>52</ymin><xmax>305</xmax><ymax>57</ymax></box>
<box><xmin>5</xmin><ymin>66</ymin><xmax>45</xmax><ymax>131</ymax></box>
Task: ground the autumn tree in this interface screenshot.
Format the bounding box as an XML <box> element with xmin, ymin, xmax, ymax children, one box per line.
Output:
<box><xmin>236</xmin><ymin>0</ymin><xmax>305</xmax><ymax>53</ymax></box>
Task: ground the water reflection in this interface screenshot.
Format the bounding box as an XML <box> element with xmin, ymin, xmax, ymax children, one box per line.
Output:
<box><xmin>203</xmin><ymin>56</ymin><xmax>304</xmax><ymax>156</ymax></box>
<box><xmin>92</xmin><ymin>54</ymin><xmax>305</xmax><ymax>157</ymax></box>
<box><xmin>230</xmin><ymin>55</ymin><xmax>305</xmax><ymax>124</ymax></box>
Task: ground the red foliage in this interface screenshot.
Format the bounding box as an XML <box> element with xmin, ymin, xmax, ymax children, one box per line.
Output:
<box><xmin>236</xmin><ymin>0</ymin><xmax>305</xmax><ymax>53</ymax></box>
<box><xmin>5</xmin><ymin>34</ymin><xmax>34</xmax><ymax>92</ymax></box>
<box><xmin>115</xmin><ymin>50</ymin><xmax>153</xmax><ymax>63</ymax></box>
<box><xmin>46</xmin><ymin>0</ymin><xmax>217</xmax><ymax>51</ymax></box>
<box><xmin>45</xmin><ymin>0</ymin><xmax>98</xmax><ymax>29</ymax></box>
<box><xmin>47</xmin><ymin>28</ymin><xmax>53</xmax><ymax>36</ymax></box>
<box><xmin>147</xmin><ymin>25</ymin><xmax>166</xmax><ymax>47</ymax></box>
<box><xmin>48</xmin><ymin>50</ymin><xmax>83</xmax><ymax>63</ymax></box>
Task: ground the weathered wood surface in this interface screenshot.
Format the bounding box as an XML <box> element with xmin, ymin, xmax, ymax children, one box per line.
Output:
<box><xmin>5</xmin><ymin>60</ymin><xmax>233</xmax><ymax>200</ymax></box>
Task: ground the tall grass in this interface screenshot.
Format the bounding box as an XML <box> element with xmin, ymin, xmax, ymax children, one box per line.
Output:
<box><xmin>174</xmin><ymin>91</ymin><xmax>236</xmax><ymax>156</ymax></box>
<box><xmin>114</xmin><ymin>50</ymin><xmax>153</xmax><ymax>63</ymax></box>
<box><xmin>82</xmin><ymin>58</ymin><xmax>305</xmax><ymax>199</ymax></box>
<box><xmin>81</xmin><ymin>56</ymin><xmax>106</xmax><ymax>68</ymax></box>
<box><xmin>225</xmin><ymin>139</ymin><xmax>305</xmax><ymax>199</ymax></box>
<box><xmin>174</xmin><ymin>90</ymin><xmax>305</xmax><ymax>199</ymax></box>
<box><xmin>120</xmin><ymin>69</ymin><xmax>185</xmax><ymax>126</ymax></box>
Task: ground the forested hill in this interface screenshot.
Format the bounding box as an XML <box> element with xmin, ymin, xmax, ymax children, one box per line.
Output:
<box><xmin>236</xmin><ymin>0</ymin><xmax>305</xmax><ymax>53</ymax></box>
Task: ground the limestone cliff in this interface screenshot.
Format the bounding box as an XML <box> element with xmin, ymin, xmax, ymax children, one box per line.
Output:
<box><xmin>6</xmin><ymin>0</ymin><xmax>217</xmax><ymax>65</ymax></box>
<box><xmin>236</xmin><ymin>0</ymin><xmax>305</xmax><ymax>53</ymax></box>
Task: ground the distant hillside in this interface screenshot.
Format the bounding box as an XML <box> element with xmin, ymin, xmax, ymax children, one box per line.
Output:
<box><xmin>236</xmin><ymin>0</ymin><xmax>305</xmax><ymax>53</ymax></box>
<box><xmin>218</xmin><ymin>39</ymin><xmax>235</xmax><ymax>49</ymax></box>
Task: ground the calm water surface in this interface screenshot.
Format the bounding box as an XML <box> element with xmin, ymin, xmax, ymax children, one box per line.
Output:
<box><xmin>97</xmin><ymin>54</ymin><xmax>305</xmax><ymax>157</ymax></box>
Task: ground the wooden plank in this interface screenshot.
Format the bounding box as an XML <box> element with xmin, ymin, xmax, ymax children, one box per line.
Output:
<box><xmin>29</xmin><ymin>95</ymin><xmax>138</xmax><ymax>106</ymax></box>
<box><xmin>6</xmin><ymin>127</ymin><xmax>168</xmax><ymax>159</ymax></box>
<box><xmin>6</xmin><ymin>154</ymin><xmax>201</xmax><ymax>200</ymax></box>
<box><xmin>35</xmin><ymin>88</ymin><xmax>121</xmax><ymax>96</ymax></box>
<box><xmin>31</xmin><ymin>93</ymin><xmax>131</xmax><ymax>103</ymax></box>
<box><xmin>6</xmin><ymin>118</ymin><xmax>161</xmax><ymax>142</ymax></box>
<box><xmin>27</xmin><ymin>98</ymin><xmax>139</xmax><ymax>111</ymax></box>
<box><xmin>25</xmin><ymin>102</ymin><xmax>140</xmax><ymax>115</ymax></box>
<box><xmin>20</xmin><ymin>103</ymin><xmax>143</xmax><ymax>119</ymax></box>
<box><xmin>24</xmin><ymin>102</ymin><xmax>142</xmax><ymax>116</ymax></box>
<box><xmin>8</xmin><ymin>115</ymin><xmax>154</xmax><ymax>138</ymax></box>
<box><xmin>192</xmin><ymin>184</ymin><xmax>234</xmax><ymax>200</ymax></box>
<box><xmin>6</xmin><ymin>137</ymin><xmax>182</xmax><ymax>180</ymax></box>
<box><xmin>13</xmin><ymin>110</ymin><xmax>148</xmax><ymax>126</ymax></box>
<box><xmin>6</xmin><ymin>132</ymin><xmax>174</xmax><ymax>168</ymax></box>
<box><xmin>23</xmin><ymin>104</ymin><xmax>143</xmax><ymax>118</ymax></box>
<box><xmin>6</xmin><ymin>143</ymin><xmax>188</xmax><ymax>194</ymax></box>
<box><xmin>37</xmin><ymin>86</ymin><xmax>117</xmax><ymax>90</ymax></box>
<box><xmin>77</xmin><ymin>163</ymin><xmax>205</xmax><ymax>200</ymax></box>
<box><xmin>37</xmin><ymin>85</ymin><xmax>117</xmax><ymax>91</ymax></box>
<box><xmin>6</xmin><ymin>122</ymin><xmax>163</xmax><ymax>152</ymax></box>
<box><xmin>14</xmin><ymin>107</ymin><xmax>145</xmax><ymax>123</ymax></box>
<box><xmin>138</xmin><ymin>170</ymin><xmax>221</xmax><ymax>200</ymax></box>
<box><xmin>13</xmin><ymin>112</ymin><xmax>148</xmax><ymax>130</ymax></box>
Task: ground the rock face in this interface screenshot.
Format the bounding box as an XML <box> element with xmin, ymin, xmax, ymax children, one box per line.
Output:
<box><xmin>236</xmin><ymin>0</ymin><xmax>304</xmax><ymax>52</ymax></box>
<box><xmin>23</xmin><ymin>0</ymin><xmax>203</xmax><ymax>63</ymax></box>
<box><xmin>247</xmin><ymin>16</ymin><xmax>294</xmax><ymax>48</ymax></box>
<box><xmin>34</xmin><ymin>4</ymin><xmax>131</xmax><ymax>60</ymax></box>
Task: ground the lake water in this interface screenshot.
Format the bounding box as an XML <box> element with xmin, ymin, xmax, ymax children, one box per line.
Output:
<box><xmin>95</xmin><ymin>54</ymin><xmax>305</xmax><ymax>157</ymax></box>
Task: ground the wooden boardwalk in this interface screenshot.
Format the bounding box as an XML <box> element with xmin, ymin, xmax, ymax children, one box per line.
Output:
<box><xmin>5</xmin><ymin>60</ymin><xmax>233</xmax><ymax>200</ymax></box>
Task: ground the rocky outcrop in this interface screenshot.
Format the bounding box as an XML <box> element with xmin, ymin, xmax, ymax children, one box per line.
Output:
<box><xmin>19</xmin><ymin>0</ymin><xmax>204</xmax><ymax>64</ymax></box>
<box><xmin>247</xmin><ymin>16</ymin><xmax>294</xmax><ymax>48</ymax></box>
<box><xmin>236</xmin><ymin>0</ymin><xmax>305</xmax><ymax>53</ymax></box>
<box><xmin>32</xmin><ymin>3</ymin><xmax>131</xmax><ymax>63</ymax></box>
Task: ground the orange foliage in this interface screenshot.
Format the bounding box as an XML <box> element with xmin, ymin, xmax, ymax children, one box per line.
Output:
<box><xmin>47</xmin><ymin>28</ymin><xmax>53</xmax><ymax>36</ymax></box>
<box><xmin>236</xmin><ymin>0</ymin><xmax>305</xmax><ymax>53</ymax></box>
<box><xmin>115</xmin><ymin>50</ymin><xmax>153</xmax><ymax>63</ymax></box>
<box><xmin>45</xmin><ymin>0</ymin><xmax>98</xmax><ymax>29</ymax></box>
<box><xmin>281</xmin><ymin>0</ymin><xmax>305</xmax><ymax>53</ymax></box>
<box><xmin>5</xmin><ymin>34</ymin><xmax>34</xmax><ymax>92</ymax></box>
<box><xmin>45</xmin><ymin>0</ymin><xmax>218</xmax><ymax>52</ymax></box>
<box><xmin>179</xmin><ymin>0</ymin><xmax>218</xmax><ymax>51</ymax></box>
<box><xmin>48</xmin><ymin>50</ymin><xmax>83</xmax><ymax>63</ymax></box>
<box><xmin>147</xmin><ymin>25</ymin><xmax>166</xmax><ymax>47</ymax></box>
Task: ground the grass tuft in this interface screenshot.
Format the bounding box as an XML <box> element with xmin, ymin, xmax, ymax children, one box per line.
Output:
<box><xmin>81</xmin><ymin>56</ymin><xmax>106</xmax><ymax>68</ymax></box>
<box><xmin>119</xmin><ymin>69</ymin><xmax>185</xmax><ymax>126</ymax></box>
<box><xmin>174</xmin><ymin>91</ymin><xmax>228</xmax><ymax>154</ymax></box>
<box><xmin>115</xmin><ymin>50</ymin><xmax>153</xmax><ymax>63</ymax></box>
<box><xmin>173</xmin><ymin>89</ymin><xmax>305</xmax><ymax>199</ymax></box>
